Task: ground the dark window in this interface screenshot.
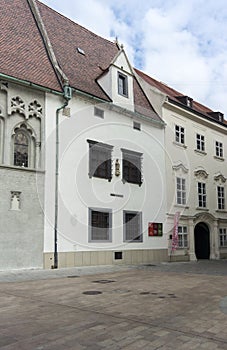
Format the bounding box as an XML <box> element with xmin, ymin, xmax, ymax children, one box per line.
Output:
<box><xmin>88</xmin><ymin>140</ymin><xmax>113</xmax><ymax>181</ymax></box>
<box><xmin>123</xmin><ymin>211</ymin><xmax>142</xmax><ymax>242</ymax></box>
<box><xmin>133</xmin><ymin>121</ymin><xmax>141</xmax><ymax>131</ymax></box>
<box><xmin>196</xmin><ymin>134</ymin><xmax>205</xmax><ymax>152</ymax></box>
<box><xmin>198</xmin><ymin>182</ymin><xmax>206</xmax><ymax>208</ymax></box>
<box><xmin>175</xmin><ymin>125</ymin><xmax>185</xmax><ymax>144</ymax></box>
<box><xmin>219</xmin><ymin>228</ymin><xmax>227</xmax><ymax>247</ymax></box>
<box><xmin>118</xmin><ymin>72</ymin><xmax>128</xmax><ymax>97</ymax></box>
<box><xmin>14</xmin><ymin>131</ymin><xmax>29</xmax><ymax>167</ymax></box>
<box><xmin>89</xmin><ymin>209</ymin><xmax>112</xmax><ymax>242</ymax></box>
<box><xmin>215</xmin><ymin>141</ymin><xmax>223</xmax><ymax>158</ymax></box>
<box><xmin>122</xmin><ymin>149</ymin><xmax>142</xmax><ymax>185</ymax></box>
<box><xmin>217</xmin><ymin>186</ymin><xmax>225</xmax><ymax>210</ymax></box>
<box><xmin>94</xmin><ymin>107</ymin><xmax>104</xmax><ymax>119</ymax></box>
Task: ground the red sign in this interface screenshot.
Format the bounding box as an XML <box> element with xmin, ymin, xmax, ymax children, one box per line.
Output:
<box><xmin>148</xmin><ymin>223</ymin><xmax>163</xmax><ymax>237</ymax></box>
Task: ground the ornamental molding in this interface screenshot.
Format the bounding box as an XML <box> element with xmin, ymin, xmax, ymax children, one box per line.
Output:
<box><xmin>194</xmin><ymin>212</ymin><xmax>216</xmax><ymax>225</ymax></box>
<box><xmin>194</xmin><ymin>169</ymin><xmax>209</xmax><ymax>179</ymax></box>
<box><xmin>10</xmin><ymin>96</ymin><xmax>43</xmax><ymax>119</ymax></box>
<box><xmin>172</xmin><ymin>162</ymin><xmax>189</xmax><ymax>173</ymax></box>
<box><xmin>214</xmin><ymin>173</ymin><xmax>226</xmax><ymax>183</ymax></box>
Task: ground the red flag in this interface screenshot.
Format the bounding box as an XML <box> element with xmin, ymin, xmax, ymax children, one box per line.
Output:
<box><xmin>172</xmin><ymin>212</ymin><xmax>180</xmax><ymax>251</ymax></box>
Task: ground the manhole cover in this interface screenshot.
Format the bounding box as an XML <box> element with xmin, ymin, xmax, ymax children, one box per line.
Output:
<box><xmin>83</xmin><ymin>291</ymin><xmax>103</xmax><ymax>295</ymax></box>
<box><xmin>67</xmin><ymin>275</ymin><xmax>80</xmax><ymax>278</ymax></box>
<box><xmin>140</xmin><ymin>292</ymin><xmax>150</xmax><ymax>295</ymax></box>
<box><xmin>92</xmin><ymin>280</ymin><xmax>116</xmax><ymax>284</ymax></box>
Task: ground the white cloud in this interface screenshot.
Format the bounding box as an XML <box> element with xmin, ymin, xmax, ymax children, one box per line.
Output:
<box><xmin>41</xmin><ymin>0</ymin><xmax>227</xmax><ymax>116</ymax></box>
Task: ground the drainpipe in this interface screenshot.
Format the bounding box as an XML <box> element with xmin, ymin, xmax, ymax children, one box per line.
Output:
<box><xmin>53</xmin><ymin>86</ymin><xmax>72</xmax><ymax>269</ymax></box>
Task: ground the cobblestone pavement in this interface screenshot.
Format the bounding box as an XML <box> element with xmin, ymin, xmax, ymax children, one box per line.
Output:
<box><xmin>0</xmin><ymin>261</ymin><xmax>227</xmax><ymax>349</ymax></box>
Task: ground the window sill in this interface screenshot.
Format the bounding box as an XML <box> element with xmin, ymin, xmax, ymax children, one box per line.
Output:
<box><xmin>196</xmin><ymin>207</ymin><xmax>209</xmax><ymax>211</ymax></box>
<box><xmin>174</xmin><ymin>204</ymin><xmax>189</xmax><ymax>209</ymax></box>
<box><xmin>173</xmin><ymin>141</ymin><xmax>187</xmax><ymax>149</ymax></box>
<box><xmin>194</xmin><ymin>149</ymin><xmax>207</xmax><ymax>156</ymax></box>
<box><xmin>216</xmin><ymin>210</ymin><xmax>227</xmax><ymax>213</ymax></box>
<box><xmin>0</xmin><ymin>164</ymin><xmax>45</xmax><ymax>173</ymax></box>
<box><xmin>214</xmin><ymin>156</ymin><xmax>225</xmax><ymax>161</ymax></box>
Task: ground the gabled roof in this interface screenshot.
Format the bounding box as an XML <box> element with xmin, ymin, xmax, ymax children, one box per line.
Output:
<box><xmin>0</xmin><ymin>0</ymin><xmax>61</xmax><ymax>91</ymax></box>
<box><xmin>135</xmin><ymin>68</ymin><xmax>227</xmax><ymax>126</ymax></box>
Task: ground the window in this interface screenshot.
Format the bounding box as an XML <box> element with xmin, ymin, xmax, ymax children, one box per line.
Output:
<box><xmin>219</xmin><ymin>228</ymin><xmax>227</xmax><ymax>247</ymax></box>
<box><xmin>10</xmin><ymin>191</ymin><xmax>21</xmax><ymax>210</ymax></box>
<box><xmin>89</xmin><ymin>209</ymin><xmax>112</xmax><ymax>242</ymax></box>
<box><xmin>176</xmin><ymin>177</ymin><xmax>186</xmax><ymax>205</ymax></box>
<box><xmin>175</xmin><ymin>125</ymin><xmax>185</xmax><ymax>145</ymax></box>
<box><xmin>94</xmin><ymin>107</ymin><xmax>104</xmax><ymax>119</ymax></box>
<box><xmin>178</xmin><ymin>226</ymin><xmax>188</xmax><ymax>248</ymax></box>
<box><xmin>198</xmin><ymin>182</ymin><xmax>206</xmax><ymax>208</ymax></box>
<box><xmin>118</xmin><ymin>72</ymin><xmax>128</xmax><ymax>97</ymax></box>
<box><xmin>88</xmin><ymin>140</ymin><xmax>113</xmax><ymax>181</ymax></box>
<box><xmin>122</xmin><ymin>149</ymin><xmax>142</xmax><ymax>185</ymax></box>
<box><xmin>133</xmin><ymin>121</ymin><xmax>141</xmax><ymax>131</ymax></box>
<box><xmin>217</xmin><ymin>186</ymin><xmax>225</xmax><ymax>210</ymax></box>
<box><xmin>196</xmin><ymin>134</ymin><xmax>205</xmax><ymax>152</ymax></box>
<box><xmin>123</xmin><ymin>211</ymin><xmax>142</xmax><ymax>242</ymax></box>
<box><xmin>215</xmin><ymin>141</ymin><xmax>223</xmax><ymax>158</ymax></box>
<box><xmin>14</xmin><ymin>130</ymin><xmax>29</xmax><ymax>167</ymax></box>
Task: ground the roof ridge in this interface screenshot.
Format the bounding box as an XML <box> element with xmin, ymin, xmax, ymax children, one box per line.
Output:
<box><xmin>37</xmin><ymin>0</ymin><xmax>119</xmax><ymax>49</ymax></box>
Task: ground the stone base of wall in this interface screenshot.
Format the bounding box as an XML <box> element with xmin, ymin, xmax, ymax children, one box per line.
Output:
<box><xmin>168</xmin><ymin>254</ymin><xmax>190</xmax><ymax>262</ymax></box>
<box><xmin>43</xmin><ymin>249</ymin><xmax>169</xmax><ymax>269</ymax></box>
<box><xmin>220</xmin><ymin>252</ymin><xmax>227</xmax><ymax>259</ymax></box>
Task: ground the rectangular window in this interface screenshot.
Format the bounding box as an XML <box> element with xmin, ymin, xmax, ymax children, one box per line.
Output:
<box><xmin>175</xmin><ymin>125</ymin><xmax>185</xmax><ymax>144</ymax></box>
<box><xmin>196</xmin><ymin>134</ymin><xmax>205</xmax><ymax>152</ymax></box>
<box><xmin>176</xmin><ymin>177</ymin><xmax>186</xmax><ymax>205</ymax></box>
<box><xmin>88</xmin><ymin>140</ymin><xmax>113</xmax><ymax>181</ymax></box>
<box><xmin>94</xmin><ymin>107</ymin><xmax>104</xmax><ymax>118</ymax></box>
<box><xmin>178</xmin><ymin>226</ymin><xmax>188</xmax><ymax>248</ymax></box>
<box><xmin>198</xmin><ymin>182</ymin><xmax>206</xmax><ymax>208</ymax></box>
<box><xmin>219</xmin><ymin>228</ymin><xmax>227</xmax><ymax>247</ymax></box>
<box><xmin>122</xmin><ymin>149</ymin><xmax>142</xmax><ymax>185</ymax></box>
<box><xmin>215</xmin><ymin>141</ymin><xmax>223</xmax><ymax>158</ymax></box>
<box><xmin>118</xmin><ymin>72</ymin><xmax>128</xmax><ymax>97</ymax></box>
<box><xmin>123</xmin><ymin>211</ymin><xmax>142</xmax><ymax>242</ymax></box>
<box><xmin>133</xmin><ymin>121</ymin><xmax>141</xmax><ymax>131</ymax></box>
<box><xmin>89</xmin><ymin>209</ymin><xmax>112</xmax><ymax>242</ymax></box>
<box><xmin>217</xmin><ymin>186</ymin><xmax>225</xmax><ymax>210</ymax></box>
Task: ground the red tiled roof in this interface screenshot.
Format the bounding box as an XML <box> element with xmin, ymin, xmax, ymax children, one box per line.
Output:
<box><xmin>0</xmin><ymin>0</ymin><xmax>61</xmax><ymax>91</ymax></box>
<box><xmin>135</xmin><ymin>68</ymin><xmax>227</xmax><ymax>124</ymax></box>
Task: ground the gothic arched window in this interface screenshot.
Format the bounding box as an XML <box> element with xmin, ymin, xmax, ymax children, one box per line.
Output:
<box><xmin>14</xmin><ymin>130</ymin><xmax>29</xmax><ymax>167</ymax></box>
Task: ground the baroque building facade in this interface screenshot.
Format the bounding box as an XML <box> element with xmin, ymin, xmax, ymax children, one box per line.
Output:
<box><xmin>0</xmin><ymin>0</ymin><xmax>226</xmax><ymax>269</ymax></box>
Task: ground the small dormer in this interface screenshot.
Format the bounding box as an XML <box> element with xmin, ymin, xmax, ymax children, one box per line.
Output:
<box><xmin>208</xmin><ymin>111</ymin><xmax>224</xmax><ymax>123</ymax></box>
<box><xmin>176</xmin><ymin>95</ymin><xmax>193</xmax><ymax>108</ymax></box>
<box><xmin>97</xmin><ymin>47</ymin><xmax>134</xmax><ymax>111</ymax></box>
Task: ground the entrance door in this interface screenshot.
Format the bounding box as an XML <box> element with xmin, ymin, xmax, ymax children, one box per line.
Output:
<box><xmin>194</xmin><ymin>222</ymin><xmax>210</xmax><ymax>259</ymax></box>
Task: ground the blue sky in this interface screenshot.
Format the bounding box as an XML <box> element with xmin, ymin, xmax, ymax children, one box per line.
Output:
<box><xmin>41</xmin><ymin>0</ymin><xmax>227</xmax><ymax>117</ymax></box>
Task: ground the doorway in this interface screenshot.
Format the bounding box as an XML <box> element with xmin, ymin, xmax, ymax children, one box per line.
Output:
<box><xmin>194</xmin><ymin>222</ymin><xmax>210</xmax><ymax>259</ymax></box>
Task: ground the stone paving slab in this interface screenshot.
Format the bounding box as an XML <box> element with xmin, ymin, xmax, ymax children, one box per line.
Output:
<box><xmin>0</xmin><ymin>262</ymin><xmax>227</xmax><ymax>349</ymax></box>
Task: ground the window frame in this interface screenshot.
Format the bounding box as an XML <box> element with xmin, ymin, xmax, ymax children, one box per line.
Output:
<box><xmin>13</xmin><ymin>128</ymin><xmax>30</xmax><ymax>168</ymax></box>
<box><xmin>197</xmin><ymin>182</ymin><xmax>207</xmax><ymax>208</ymax></box>
<box><xmin>196</xmin><ymin>133</ymin><xmax>205</xmax><ymax>152</ymax></box>
<box><xmin>118</xmin><ymin>72</ymin><xmax>128</xmax><ymax>97</ymax></box>
<box><xmin>87</xmin><ymin>140</ymin><xmax>113</xmax><ymax>181</ymax></box>
<box><xmin>217</xmin><ymin>186</ymin><xmax>225</xmax><ymax>210</ymax></box>
<box><xmin>121</xmin><ymin>148</ymin><xmax>143</xmax><ymax>186</ymax></box>
<box><xmin>219</xmin><ymin>228</ymin><xmax>227</xmax><ymax>247</ymax></box>
<box><xmin>178</xmin><ymin>226</ymin><xmax>188</xmax><ymax>248</ymax></box>
<box><xmin>175</xmin><ymin>125</ymin><xmax>185</xmax><ymax>145</ymax></box>
<box><xmin>123</xmin><ymin>210</ymin><xmax>143</xmax><ymax>243</ymax></box>
<box><xmin>176</xmin><ymin>177</ymin><xmax>186</xmax><ymax>205</ymax></box>
<box><xmin>215</xmin><ymin>141</ymin><xmax>223</xmax><ymax>158</ymax></box>
<box><xmin>88</xmin><ymin>208</ymin><xmax>112</xmax><ymax>242</ymax></box>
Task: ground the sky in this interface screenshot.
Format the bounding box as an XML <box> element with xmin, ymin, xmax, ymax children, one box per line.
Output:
<box><xmin>41</xmin><ymin>0</ymin><xmax>227</xmax><ymax>117</ymax></box>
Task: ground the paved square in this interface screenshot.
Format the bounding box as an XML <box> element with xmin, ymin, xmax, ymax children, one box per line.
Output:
<box><xmin>0</xmin><ymin>262</ymin><xmax>227</xmax><ymax>349</ymax></box>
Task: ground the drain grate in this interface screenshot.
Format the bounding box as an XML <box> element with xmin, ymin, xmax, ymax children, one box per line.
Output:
<box><xmin>83</xmin><ymin>291</ymin><xmax>103</xmax><ymax>295</ymax></box>
<box><xmin>140</xmin><ymin>292</ymin><xmax>150</xmax><ymax>295</ymax></box>
<box><xmin>143</xmin><ymin>264</ymin><xmax>157</xmax><ymax>267</ymax></box>
<box><xmin>67</xmin><ymin>275</ymin><xmax>80</xmax><ymax>278</ymax></box>
<box><xmin>92</xmin><ymin>280</ymin><xmax>116</xmax><ymax>284</ymax></box>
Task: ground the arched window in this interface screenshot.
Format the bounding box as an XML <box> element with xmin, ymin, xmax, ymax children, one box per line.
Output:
<box><xmin>14</xmin><ymin>130</ymin><xmax>29</xmax><ymax>167</ymax></box>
